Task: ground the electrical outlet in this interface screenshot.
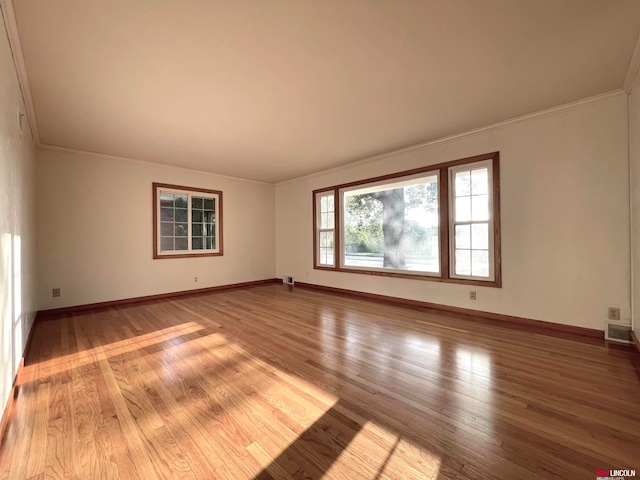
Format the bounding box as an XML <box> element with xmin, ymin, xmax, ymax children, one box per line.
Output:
<box><xmin>608</xmin><ymin>307</ymin><xmax>620</xmax><ymax>321</ymax></box>
<box><xmin>469</xmin><ymin>290</ymin><xmax>476</xmax><ymax>300</ymax></box>
<box><xmin>194</xmin><ymin>276</ymin><xmax>198</xmax><ymax>283</ymax></box>
<box><xmin>52</xmin><ymin>288</ymin><xmax>61</xmax><ymax>298</ymax></box>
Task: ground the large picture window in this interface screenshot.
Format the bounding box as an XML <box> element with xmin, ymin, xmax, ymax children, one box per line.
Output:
<box><xmin>313</xmin><ymin>152</ymin><xmax>501</xmax><ymax>287</ymax></box>
<box><xmin>342</xmin><ymin>172</ymin><xmax>439</xmax><ymax>275</ymax></box>
<box><xmin>153</xmin><ymin>183</ymin><xmax>223</xmax><ymax>259</ymax></box>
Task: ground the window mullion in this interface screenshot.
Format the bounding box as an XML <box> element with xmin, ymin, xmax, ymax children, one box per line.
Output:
<box><xmin>185</xmin><ymin>194</ymin><xmax>189</xmax><ymax>252</ymax></box>
<box><xmin>439</xmin><ymin>168</ymin><xmax>449</xmax><ymax>279</ymax></box>
<box><xmin>333</xmin><ymin>187</ymin><xmax>339</xmax><ymax>269</ymax></box>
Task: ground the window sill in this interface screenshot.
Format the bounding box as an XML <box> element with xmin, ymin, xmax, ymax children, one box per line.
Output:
<box><xmin>313</xmin><ymin>265</ymin><xmax>501</xmax><ymax>288</ymax></box>
<box><xmin>154</xmin><ymin>252</ymin><xmax>223</xmax><ymax>259</ymax></box>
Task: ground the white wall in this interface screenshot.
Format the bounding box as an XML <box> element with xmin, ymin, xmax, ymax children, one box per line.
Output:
<box><xmin>36</xmin><ymin>148</ymin><xmax>275</xmax><ymax>310</ymax></box>
<box><xmin>276</xmin><ymin>94</ymin><xmax>630</xmax><ymax>331</ymax></box>
<box><xmin>0</xmin><ymin>14</ymin><xmax>37</xmax><ymax>416</ymax></box>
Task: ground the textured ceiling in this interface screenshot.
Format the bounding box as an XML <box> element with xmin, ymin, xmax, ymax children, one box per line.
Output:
<box><xmin>12</xmin><ymin>0</ymin><xmax>640</xmax><ymax>183</ymax></box>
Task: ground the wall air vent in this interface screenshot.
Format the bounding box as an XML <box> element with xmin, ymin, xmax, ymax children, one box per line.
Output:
<box><xmin>604</xmin><ymin>321</ymin><xmax>632</xmax><ymax>344</ymax></box>
<box><xmin>283</xmin><ymin>275</ymin><xmax>294</xmax><ymax>286</ymax></box>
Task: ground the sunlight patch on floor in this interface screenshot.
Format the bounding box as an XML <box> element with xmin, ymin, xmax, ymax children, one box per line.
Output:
<box><xmin>23</xmin><ymin>321</ymin><xmax>206</xmax><ymax>377</ymax></box>
<box><xmin>323</xmin><ymin>422</ymin><xmax>442</xmax><ymax>479</ymax></box>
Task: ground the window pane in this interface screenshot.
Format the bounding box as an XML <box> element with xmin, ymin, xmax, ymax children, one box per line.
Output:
<box><xmin>319</xmin><ymin>232</ymin><xmax>334</xmax><ymax>265</ymax></box>
<box><xmin>192</xmin><ymin>197</ymin><xmax>203</xmax><ymax>209</ymax></box>
<box><xmin>175</xmin><ymin>223</ymin><xmax>188</xmax><ymax>237</ymax></box>
<box><xmin>471</xmin><ymin>168</ymin><xmax>488</xmax><ymax>195</ymax></box>
<box><xmin>320</xmin><ymin>231</ymin><xmax>334</xmax><ymax>249</ymax></box>
<box><xmin>206</xmin><ymin>236</ymin><xmax>215</xmax><ymax>249</ymax></box>
<box><xmin>455</xmin><ymin>171</ymin><xmax>471</xmax><ymax>196</ymax></box>
<box><xmin>321</xmin><ymin>213</ymin><xmax>328</xmax><ymax>229</ymax></box>
<box><xmin>204</xmin><ymin>198</ymin><xmax>214</xmax><ymax>210</ymax></box>
<box><xmin>320</xmin><ymin>194</ymin><xmax>335</xmax><ymax>213</ymax></box>
<box><xmin>327</xmin><ymin>212</ymin><xmax>334</xmax><ymax>228</ymax></box>
<box><xmin>455</xmin><ymin>224</ymin><xmax>471</xmax><ymax>249</ymax></box>
<box><xmin>192</xmin><ymin>209</ymin><xmax>203</xmax><ymax>222</ymax></box>
<box><xmin>320</xmin><ymin>247</ymin><xmax>333</xmax><ymax>265</ymax></box>
<box><xmin>455</xmin><ymin>249</ymin><xmax>471</xmax><ymax>275</ymax></box>
<box><xmin>204</xmin><ymin>211</ymin><xmax>215</xmax><ymax>223</ymax></box>
<box><xmin>175</xmin><ymin>208</ymin><xmax>188</xmax><ymax>222</ymax></box>
<box><xmin>174</xmin><ymin>195</ymin><xmax>188</xmax><ymax>208</ymax></box>
<box><xmin>175</xmin><ymin>238</ymin><xmax>188</xmax><ymax>250</ymax></box>
<box><xmin>471</xmin><ymin>194</ymin><xmax>489</xmax><ymax>221</ymax></box>
<box><xmin>343</xmin><ymin>175</ymin><xmax>439</xmax><ymax>273</ymax></box>
<box><xmin>160</xmin><ymin>237</ymin><xmax>174</xmax><ymax>251</ymax></box>
<box><xmin>193</xmin><ymin>223</ymin><xmax>203</xmax><ymax>236</ymax></box>
<box><xmin>161</xmin><ymin>208</ymin><xmax>174</xmax><ymax>221</ymax></box>
<box><xmin>455</xmin><ymin>196</ymin><xmax>471</xmax><ymax>222</ymax></box>
<box><xmin>192</xmin><ymin>237</ymin><xmax>203</xmax><ymax>250</ymax></box>
<box><xmin>161</xmin><ymin>222</ymin><xmax>173</xmax><ymax>236</ymax></box>
<box><xmin>471</xmin><ymin>223</ymin><xmax>489</xmax><ymax>249</ymax></box>
<box><xmin>160</xmin><ymin>193</ymin><xmax>174</xmax><ymax>208</ymax></box>
<box><xmin>471</xmin><ymin>250</ymin><xmax>489</xmax><ymax>277</ymax></box>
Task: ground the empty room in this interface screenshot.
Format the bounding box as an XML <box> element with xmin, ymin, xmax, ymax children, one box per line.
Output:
<box><xmin>2</xmin><ymin>1</ymin><xmax>640</xmax><ymax>479</ymax></box>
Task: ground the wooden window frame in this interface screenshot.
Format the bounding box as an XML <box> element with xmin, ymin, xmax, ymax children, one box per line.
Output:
<box><xmin>313</xmin><ymin>188</ymin><xmax>338</xmax><ymax>271</ymax></box>
<box><xmin>449</xmin><ymin>159</ymin><xmax>496</xmax><ymax>282</ymax></box>
<box><xmin>153</xmin><ymin>182</ymin><xmax>224</xmax><ymax>259</ymax></box>
<box><xmin>315</xmin><ymin>190</ymin><xmax>336</xmax><ymax>267</ymax></box>
<box><xmin>312</xmin><ymin>152</ymin><xmax>501</xmax><ymax>287</ymax></box>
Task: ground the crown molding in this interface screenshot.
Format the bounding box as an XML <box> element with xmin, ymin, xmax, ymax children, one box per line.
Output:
<box><xmin>0</xmin><ymin>0</ymin><xmax>39</xmax><ymax>143</ymax></box>
<box><xmin>37</xmin><ymin>143</ymin><xmax>273</xmax><ymax>186</ymax></box>
<box><xmin>276</xmin><ymin>89</ymin><xmax>627</xmax><ymax>186</ymax></box>
<box><xmin>624</xmin><ymin>29</ymin><xmax>640</xmax><ymax>93</ymax></box>
<box><xmin>34</xmin><ymin>88</ymin><xmax>627</xmax><ymax>189</ymax></box>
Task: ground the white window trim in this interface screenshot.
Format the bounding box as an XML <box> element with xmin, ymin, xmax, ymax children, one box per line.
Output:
<box><xmin>448</xmin><ymin>160</ymin><xmax>495</xmax><ymax>281</ymax></box>
<box><xmin>316</xmin><ymin>191</ymin><xmax>335</xmax><ymax>267</ymax></box>
<box><xmin>154</xmin><ymin>183</ymin><xmax>222</xmax><ymax>258</ymax></box>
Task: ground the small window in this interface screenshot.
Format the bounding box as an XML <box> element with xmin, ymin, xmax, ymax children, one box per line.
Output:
<box><xmin>449</xmin><ymin>161</ymin><xmax>494</xmax><ymax>280</ymax></box>
<box><xmin>153</xmin><ymin>183</ymin><xmax>223</xmax><ymax>258</ymax></box>
<box><xmin>315</xmin><ymin>191</ymin><xmax>335</xmax><ymax>267</ymax></box>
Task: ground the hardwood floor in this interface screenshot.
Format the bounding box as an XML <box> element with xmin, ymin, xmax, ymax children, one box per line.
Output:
<box><xmin>1</xmin><ymin>284</ymin><xmax>639</xmax><ymax>479</ymax></box>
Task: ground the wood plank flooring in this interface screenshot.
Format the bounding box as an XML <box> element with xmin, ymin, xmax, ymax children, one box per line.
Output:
<box><xmin>1</xmin><ymin>284</ymin><xmax>639</xmax><ymax>479</ymax></box>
